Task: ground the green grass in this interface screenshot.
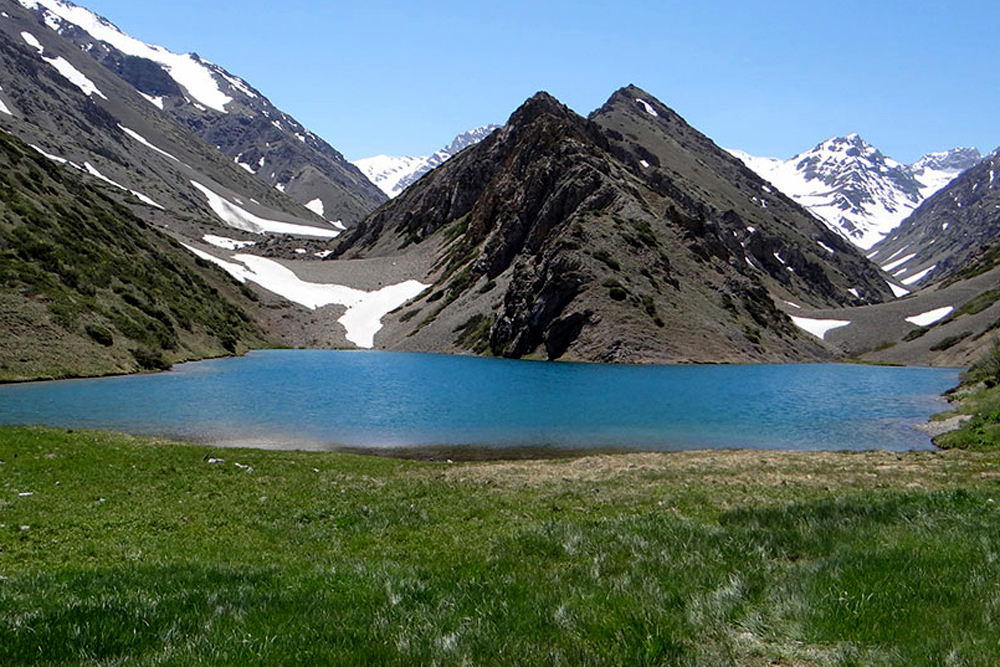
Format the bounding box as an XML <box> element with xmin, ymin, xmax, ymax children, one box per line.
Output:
<box><xmin>4</xmin><ymin>426</ymin><xmax>1000</xmax><ymax>665</ymax></box>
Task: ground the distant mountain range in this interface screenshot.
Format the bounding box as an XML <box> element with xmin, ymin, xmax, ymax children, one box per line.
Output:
<box><xmin>354</xmin><ymin>125</ymin><xmax>501</xmax><ymax>198</ymax></box>
<box><xmin>730</xmin><ymin>137</ymin><xmax>981</xmax><ymax>250</ymax></box>
<box><xmin>4</xmin><ymin>0</ymin><xmax>1000</xmax><ymax>375</ymax></box>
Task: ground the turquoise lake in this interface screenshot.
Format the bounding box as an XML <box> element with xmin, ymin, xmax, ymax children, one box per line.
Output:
<box><xmin>0</xmin><ymin>350</ymin><xmax>961</xmax><ymax>455</ymax></box>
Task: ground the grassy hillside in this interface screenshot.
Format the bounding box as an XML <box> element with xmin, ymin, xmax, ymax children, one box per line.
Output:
<box><xmin>2</xmin><ymin>426</ymin><xmax>1000</xmax><ymax>665</ymax></box>
<box><xmin>0</xmin><ymin>130</ymin><xmax>265</xmax><ymax>381</ymax></box>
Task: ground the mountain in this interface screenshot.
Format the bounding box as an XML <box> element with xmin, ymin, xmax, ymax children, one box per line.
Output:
<box><xmin>0</xmin><ymin>0</ymin><xmax>429</xmax><ymax>376</ymax></box>
<box><xmin>867</xmin><ymin>149</ymin><xmax>1000</xmax><ymax>288</ymax></box>
<box><xmin>13</xmin><ymin>0</ymin><xmax>385</xmax><ymax>225</ymax></box>
<box><xmin>334</xmin><ymin>86</ymin><xmax>893</xmax><ymax>364</ymax></box>
<box><xmin>730</xmin><ymin>137</ymin><xmax>981</xmax><ymax>250</ymax></box>
<box><xmin>354</xmin><ymin>125</ymin><xmax>500</xmax><ymax>198</ymax></box>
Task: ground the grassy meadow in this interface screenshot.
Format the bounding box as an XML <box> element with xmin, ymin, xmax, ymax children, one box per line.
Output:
<box><xmin>3</xmin><ymin>426</ymin><xmax>1000</xmax><ymax>665</ymax></box>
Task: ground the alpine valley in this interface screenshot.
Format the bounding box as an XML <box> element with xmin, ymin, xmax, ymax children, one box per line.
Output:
<box><xmin>2</xmin><ymin>0</ymin><xmax>999</xmax><ymax>381</ymax></box>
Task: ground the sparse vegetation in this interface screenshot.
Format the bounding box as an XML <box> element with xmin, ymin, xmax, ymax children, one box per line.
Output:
<box><xmin>0</xmin><ymin>131</ymin><xmax>260</xmax><ymax>381</ymax></box>
<box><xmin>930</xmin><ymin>331</ymin><xmax>973</xmax><ymax>351</ymax></box>
<box><xmin>399</xmin><ymin>308</ymin><xmax>422</xmax><ymax>323</ymax></box>
<box><xmin>453</xmin><ymin>313</ymin><xmax>492</xmax><ymax>353</ymax></box>
<box><xmin>590</xmin><ymin>249</ymin><xmax>621</xmax><ymax>271</ymax></box>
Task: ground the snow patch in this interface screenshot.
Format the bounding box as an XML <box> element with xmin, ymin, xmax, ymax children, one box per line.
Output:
<box><xmin>635</xmin><ymin>98</ymin><xmax>658</xmax><ymax>117</ymax></box>
<box><xmin>817</xmin><ymin>241</ymin><xmax>835</xmax><ymax>254</ymax></box>
<box><xmin>190</xmin><ymin>181</ymin><xmax>340</xmax><ymax>238</ymax></box>
<box><xmin>139</xmin><ymin>92</ymin><xmax>164</xmax><ymax>109</ymax></box>
<box><xmin>639</xmin><ymin>159</ymin><xmax>650</xmax><ymax>168</ymax></box>
<box><xmin>305</xmin><ymin>198</ymin><xmax>325</xmax><ymax>217</ymax></box>
<box><xmin>789</xmin><ymin>316</ymin><xmax>851</xmax><ymax>340</ymax></box>
<box><xmin>20</xmin><ymin>31</ymin><xmax>43</xmax><ymax>52</ymax></box>
<box><xmin>30</xmin><ymin>144</ymin><xmax>71</xmax><ymax>165</ymax></box>
<box><xmin>782</xmin><ymin>300</ymin><xmax>802</xmax><ymax>309</ymax></box>
<box><xmin>887</xmin><ymin>282</ymin><xmax>910</xmax><ymax>298</ymax></box>
<box><xmin>905</xmin><ymin>306</ymin><xmax>953</xmax><ymax>327</ymax></box>
<box><xmin>0</xmin><ymin>87</ymin><xmax>12</xmax><ymax>116</ymax></box>
<box><xmin>848</xmin><ymin>288</ymin><xmax>860</xmax><ymax>298</ymax></box>
<box><xmin>180</xmin><ymin>247</ymin><xmax>427</xmax><ymax>348</ymax></box>
<box><xmin>203</xmin><ymin>235</ymin><xmax>255</xmax><ymax>251</ymax></box>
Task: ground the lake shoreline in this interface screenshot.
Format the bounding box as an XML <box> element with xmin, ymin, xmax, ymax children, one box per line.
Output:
<box><xmin>0</xmin><ymin>350</ymin><xmax>962</xmax><ymax>456</ymax></box>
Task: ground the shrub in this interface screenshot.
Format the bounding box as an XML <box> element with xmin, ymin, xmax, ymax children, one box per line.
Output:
<box><xmin>85</xmin><ymin>323</ymin><xmax>114</xmax><ymax>347</ymax></box>
<box><xmin>973</xmin><ymin>336</ymin><xmax>1000</xmax><ymax>387</ymax></box>
<box><xmin>130</xmin><ymin>347</ymin><xmax>171</xmax><ymax>372</ymax></box>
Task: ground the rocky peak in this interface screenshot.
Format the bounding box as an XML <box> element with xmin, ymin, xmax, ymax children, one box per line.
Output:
<box><xmin>506</xmin><ymin>91</ymin><xmax>574</xmax><ymax>127</ymax></box>
<box><xmin>911</xmin><ymin>147</ymin><xmax>982</xmax><ymax>173</ymax></box>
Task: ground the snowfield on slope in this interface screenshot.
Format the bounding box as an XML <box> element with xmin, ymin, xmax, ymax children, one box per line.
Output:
<box><xmin>19</xmin><ymin>0</ymin><xmax>232</xmax><ymax>112</ymax></box>
<box><xmin>190</xmin><ymin>181</ymin><xmax>340</xmax><ymax>238</ymax></box>
<box><xmin>181</xmin><ymin>246</ymin><xmax>427</xmax><ymax>348</ymax></box>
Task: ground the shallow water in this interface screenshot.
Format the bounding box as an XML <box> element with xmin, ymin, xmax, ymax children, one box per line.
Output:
<box><xmin>0</xmin><ymin>350</ymin><xmax>960</xmax><ymax>454</ymax></box>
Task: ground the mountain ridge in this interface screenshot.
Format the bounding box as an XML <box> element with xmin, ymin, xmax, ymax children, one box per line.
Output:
<box><xmin>335</xmin><ymin>85</ymin><xmax>894</xmax><ymax>364</ymax></box>
<box><xmin>730</xmin><ymin>137</ymin><xmax>981</xmax><ymax>250</ymax></box>
<box><xmin>354</xmin><ymin>125</ymin><xmax>501</xmax><ymax>199</ymax></box>
<box><xmin>13</xmin><ymin>0</ymin><xmax>385</xmax><ymax>225</ymax></box>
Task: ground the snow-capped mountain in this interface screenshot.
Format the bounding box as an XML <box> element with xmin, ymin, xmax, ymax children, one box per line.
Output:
<box><xmin>355</xmin><ymin>125</ymin><xmax>500</xmax><ymax>198</ymax></box>
<box><xmin>13</xmin><ymin>0</ymin><xmax>384</xmax><ymax>224</ymax></box>
<box><xmin>730</xmin><ymin>136</ymin><xmax>981</xmax><ymax>250</ymax></box>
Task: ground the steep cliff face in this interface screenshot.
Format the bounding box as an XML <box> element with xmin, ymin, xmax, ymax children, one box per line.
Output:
<box><xmin>336</xmin><ymin>87</ymin><xmax>893</xmax><ymax>363</ymax></box>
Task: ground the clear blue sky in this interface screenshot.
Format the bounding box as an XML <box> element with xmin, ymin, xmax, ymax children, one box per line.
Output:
<box><xmin>79</xmin><ymin>0</ymin><xmax>999</xmax><ymax>163</ymax></box>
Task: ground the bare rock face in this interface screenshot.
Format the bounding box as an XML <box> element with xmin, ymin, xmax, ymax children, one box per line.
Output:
<box><xmin>337</xmin><ymin>86</ymin><xmax>894</xmax><ymax>364</ymax></box>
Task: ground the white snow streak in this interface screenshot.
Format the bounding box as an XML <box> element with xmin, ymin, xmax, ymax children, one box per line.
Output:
<box><xmin>190</xmin><ymin>181</ymin><xmax>340</xmax><ymax>238</ymax></box>
<box><xmin>30</xmin><ymin>144</ymin><xmax>71</xmax><ymax>165</ymax></box>
<box><xmin>880</xmin><ymin>253</ymin><xmax>916</xmax><ymax>272</ymax></box>
<box><xmin>43</xmin><ymin>56</ymin><xmax>106</xmax><ymax>98</ymax></box>
<box><xmin>905</xmin><ymin>307</ymin><xmax>953</xmax><ymax>327</ymax></box>
<box><xmin>901</xmin><ymin>265</ymin><xmax>937</xmax><ymax>286</ymax></box>
<box><xmin>21</xmin><ymin>30</ymin><xmax>106</xmax><ymax>100</ymax></box>
<box><xmin>0</xmin><ymin>87</ymin><xmax>13</xmax><ymax>116</ymax></box>
<box><xmin>20</xmin><ymin>31</ymin><xmax>43</xmax><ymax>52</ymax></box>
<box><xmin>84</xmin><ymin>162</ymin><xmax>163</xmax><ymax>208</ymax></box>
<box><xmin>203</xmin><ymin>235</ymin><xmax>255</xmax><ymax>251</ymax></box>
<box><xmin>119</xmin><ymin>126</ymin><xmax>179</xmax><ymax>161</ymax></box>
